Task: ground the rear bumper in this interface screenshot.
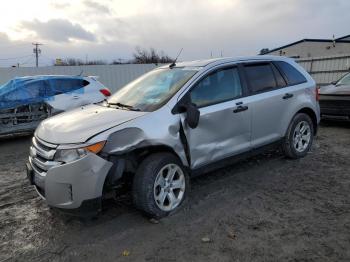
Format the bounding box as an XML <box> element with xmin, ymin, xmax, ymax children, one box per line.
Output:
<box><xmin>27</xmin><ymin>152</ymin><xmax>113</xmax><ymax>212</ymax></box>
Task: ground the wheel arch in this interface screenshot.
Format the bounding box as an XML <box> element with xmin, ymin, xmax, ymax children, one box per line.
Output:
<box><xmin>131</xmin><ymin>144</ymin><xmax>185</xmax><ymax>164</ymax></box>
<box><xmin>103</xmin><ymin>144</ymin><xmax>187</xmax><ymax>190</ymax></box>
<box><xmin>295</xmin><ymin>107</ymin><xmax>318</xmax><ymax>135</ymax></box>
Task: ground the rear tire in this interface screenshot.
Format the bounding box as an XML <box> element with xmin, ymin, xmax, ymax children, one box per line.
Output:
<box><xmin>282</xmin><ymin>113</ymin><xmax>314</xmax><ymax>159</ymax></box>
<box><xmin>132</xmin><ymin>153</ymin><xmax>189</xmax><ymax>218</ymax></box>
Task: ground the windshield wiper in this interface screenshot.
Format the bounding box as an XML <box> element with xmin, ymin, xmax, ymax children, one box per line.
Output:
<box><xmin>107</xmin><ymin>102</ymin><xmax>141</xmax><ymax>111</ymax></box>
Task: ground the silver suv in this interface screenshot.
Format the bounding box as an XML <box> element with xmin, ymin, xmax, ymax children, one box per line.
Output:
<box><xmin>26</xmin><ymin>56</ymin><xmax>320</xmax><ymax>218</ymax></box>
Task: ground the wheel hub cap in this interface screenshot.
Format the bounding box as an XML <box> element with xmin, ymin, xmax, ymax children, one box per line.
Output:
<box><xmin>153</xmin><ymin>163</ymin><xmax>185</xmax><ymax>212</ymax></box>
<box><xmin>293</xmin><ymin>121</ymin><xmax>311</xmax><ymax>153</ymax></box>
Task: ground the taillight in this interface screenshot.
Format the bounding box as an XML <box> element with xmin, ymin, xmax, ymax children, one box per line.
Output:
<box><xmin>100</xmin><ymin>88</ymin><xmax>111</xmax><ymax>97</ymax></box>
<box><xmin>316</xmin><ymin>86</ymin><xmax>320</xmax><ymax>101</ymax></box>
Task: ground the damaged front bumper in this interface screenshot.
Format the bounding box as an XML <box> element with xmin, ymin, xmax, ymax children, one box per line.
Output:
<box><xmin>27</xmin><ymin>137</ymin><xmax>113</xmax><ymax>215</ymax></box>
<box><xmin>0</xmin><ymin>103</ymin><xmax>52</xmax><ymax>136</ymax></box>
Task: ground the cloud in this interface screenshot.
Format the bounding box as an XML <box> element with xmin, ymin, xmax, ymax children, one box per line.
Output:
<box><xmin>21</xmin><ymin>19</ymin><xmax>96</xmax><ymax>43</ymax></box>
<box><xmin>93</xmin><ymin>0</ymin><xmax>350</xmax><ymax>59</ymax></box>
<box><xmin>0</xmin><ymin>32</ymin><xmax>10</xmax><ymax>43</ymax></box>
<box><xmin>2</xmin><ymin>0</ymin><xmax>350</xmax><ymax>64</ymax></box>
<box><xmin>50</xmin><ymin>2</ymin><xmax>71</xmax><ymax>9</ymax></box>
<box><xmin>83</xmin><ymin>0</ymin><xmax>110</xmax><ymax>14</ymax></box>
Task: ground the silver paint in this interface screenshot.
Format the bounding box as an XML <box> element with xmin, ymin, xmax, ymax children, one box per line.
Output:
<box><xmin>30</xmin><ymin>56</ymin><xmax>320</xmax><ymax>211</ymax></box>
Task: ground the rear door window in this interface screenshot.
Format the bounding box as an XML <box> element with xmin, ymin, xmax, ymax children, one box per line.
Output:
<box><xmin>190</xmin><ymin>67</ymin><xmax>242</xmax><ymax>107</ymax></box>
<box><xmin>244</xmin><ymin>63</ymin><xmax>277</xmax><ymax>93</ymax></box>
<box><xmin>48</xmin><ymin>78</ymin><xmax>86</xmax><ymax>96</ymax></box>
<box><xmin>274</xmin><ymin>61</ymin><xmax>307</xmax><ymax>86</ymax></box>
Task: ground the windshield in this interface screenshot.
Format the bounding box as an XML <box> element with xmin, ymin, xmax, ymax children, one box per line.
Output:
<box><xmin>108</xmin><ymin>68</ymin><xmax>198</xmax><ymax>111</ymax></box>
<box><xmin>336</xmin><ymin>73</ymin><xmax>350</xmax><ymax>86</ymax></box>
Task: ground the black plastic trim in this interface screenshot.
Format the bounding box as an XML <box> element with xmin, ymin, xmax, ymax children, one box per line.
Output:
<box><xmin>54</xmin><ymin>197</ymin><xmax>102</xmax><ymax>217</ymax></box>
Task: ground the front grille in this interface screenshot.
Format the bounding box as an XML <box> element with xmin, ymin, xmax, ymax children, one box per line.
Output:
<box><xmin>319</xmin><ymin>99</ymin><xmax>350</xmax><ymax>109</ymax></box>
<box><xmin>319</xmin><ymin>96</ymin><xmax>350</xmax><ymax>117</ymax></box>
<box><xmin>29</xmin><ymin>137</ymin><xmax>60</xmax><ymax>177</ymax></box>
<box><xmin>320</xmin><ymin>95</ymin><xmax>350</xmax><ymax>109</ymax></box>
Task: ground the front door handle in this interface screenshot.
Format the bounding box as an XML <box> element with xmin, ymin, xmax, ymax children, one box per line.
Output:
<box><xmin>73</xmin><ymin>96</ymin><xmax>79</xmax><ymax>99</ymax></box>
<box><xmin>233</xmin><ymin>105</ymin><xmax>248</xmax><ymax>113</ymax></box>
<box><xmin>283</xmin><ymin>93</ymin><xmax>294</xmax><ymax>100</ymax></box>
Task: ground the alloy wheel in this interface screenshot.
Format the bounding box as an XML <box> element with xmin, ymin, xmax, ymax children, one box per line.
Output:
<box><xmin>153</xmin><ymin>163</ymin><xmax>186</xmax><ymax>211</ymax></box>
<box><xmin>293</xmin><ymin>120</ymin><xmax>311</xmax><ymax>153</ymax></box>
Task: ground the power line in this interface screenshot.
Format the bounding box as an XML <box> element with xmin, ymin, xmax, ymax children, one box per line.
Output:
<box><xmin>19</xmin><ymin>55</ymin><xmax>35</xmax><ymax>66</ymax></box>
<box><xmin>0</xmin><ymin>42</ymin><xmax>30</xmax><ymax>49</ymax></box>
<box><xmin>0</xmin><ymin>55</ymin><xmax>34</xmax><ymax>67</ymax></box>
<box><xmin>0</xmin><ymin>54</ymin><xmax>32</xmax><ymax>61</ymax></box>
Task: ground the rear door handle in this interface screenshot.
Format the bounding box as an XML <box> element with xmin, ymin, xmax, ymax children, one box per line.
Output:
<box><xmin>233</xmin><ymin>105</ymin><xmax>248</xmax><ymax>113</ymax></box>
<box><xmin>73</xmin><ymin>96</ymin><xmax>79</xmax><ymax>99</ymax></box>
<box><xmin>283</xmin><ymin>93</ymin><xmax>294</xmax><ymax>100</ymax></box>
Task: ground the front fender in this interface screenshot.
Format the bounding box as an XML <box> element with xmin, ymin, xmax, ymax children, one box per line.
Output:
<box><xmin>101</xmin><ymin>127</ymin><xmax>189</xmax><ymax>167</ymax></box>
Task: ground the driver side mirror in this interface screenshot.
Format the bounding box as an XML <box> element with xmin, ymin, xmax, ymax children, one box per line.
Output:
<box><xmin>173</xmin><ymin>95</ymin><xmax>200</xmax><ymax>129</ymax></box>
<box><xmin>184</xmin><ymin>103</ymin><xmax>200</xmax><ymax>129</ymax></box>
<box><xmin>331</xmin><ymin>81</ymin><xmax>337</xmax><ymax>85</ymax></box>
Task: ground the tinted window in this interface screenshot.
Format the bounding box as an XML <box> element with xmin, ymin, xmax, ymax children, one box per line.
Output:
<box><xmin>271</xmin><ymin>64</ymin><xmax>287</xmax><ymax>87</ymax></box>
<box><xmin>48</xmin><ymin>78</ymin><xmax>85</xmax><ymax>95</ymax></box>
<box><xmin>245</xmin><ymin>64</ymin><xmax>276</xmax><ymax>93</ymax></box>
<box><xmin>190</xmin><ymin>67</ymin><xmax>242</xmax><ymax>107</ymax></box>
<box><xmin>274</xmin><ymin>61</ymin><xmax>307</xmax><ymax>86</ymax></box>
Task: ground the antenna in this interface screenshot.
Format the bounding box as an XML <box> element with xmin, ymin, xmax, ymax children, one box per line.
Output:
<box><xmin>169</xmin><ymin>48</ymin><xmax>183</xmax><ymax>68</ymax></box>
<box><xmin>78</xmin><ymin>70</ymin><xmax>83</xmax><ymax>76</ymax></box>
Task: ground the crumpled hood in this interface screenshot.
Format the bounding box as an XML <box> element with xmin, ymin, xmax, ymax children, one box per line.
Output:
<box><xmin>320</xmin><ymin>84</ymin><xmax>350</xmax><ymax>95</ymax></box>
<box><xmin>35</xmin><ymin>104</ymin><xmax>147</xmax><ymax>144</ymax></box>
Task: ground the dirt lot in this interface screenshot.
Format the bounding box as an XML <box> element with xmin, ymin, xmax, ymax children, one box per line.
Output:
<box><xmin>0</xmin><ymin>122</ymin><xmax>349</xmax><ymax>262</ymax></box>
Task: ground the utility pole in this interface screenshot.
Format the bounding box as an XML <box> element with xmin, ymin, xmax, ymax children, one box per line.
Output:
<box><xmin>32</xmin><ymin>42</ymin><xmax>43</xmax><ymax>67</ymax></box>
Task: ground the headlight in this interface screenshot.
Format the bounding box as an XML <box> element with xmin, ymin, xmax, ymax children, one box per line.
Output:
<box><xmin>54</xmin><ymin>141</ymin><xmax>106</xmax><ymax>163</ymax></box>
<box><xmin>54</xmin><ymin>148</ymin><xmax>87</xmax><ymax>163</ymax></box>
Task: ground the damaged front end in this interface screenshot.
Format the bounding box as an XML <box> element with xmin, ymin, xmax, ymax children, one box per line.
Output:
<box><xmin>0</xmin><ymin>103</ymin><xmax>52</xmax><ymax>136</ymax></box>
<box><xmin>0</xmin><ymin>76</ymin><xmax>77</xmax><ymax>136</ymax></box>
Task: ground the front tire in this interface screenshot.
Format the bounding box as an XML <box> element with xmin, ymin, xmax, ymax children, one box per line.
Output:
<box><xmin>282</xmin><ymin>113</ymin><xmax>314</xmax><ymax>159</ymax></box>
<box><xmin>132</xmin><ymin>153</ymin><xmax>189</xmax><ymax>218</ymax></box>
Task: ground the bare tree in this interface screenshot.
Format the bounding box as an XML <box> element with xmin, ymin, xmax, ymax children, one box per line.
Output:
<box><xmin>132</xmin><ymin>47</ymin><xmax>174</xmax><ymax>64</ymax></box>
<box><xmin>259</xmin><ymin>48</ymin><xmax>270</xmax><ymax>55</ymax></box>
<box><xmin>55</xmin><ymin>58</ymin><xmax>107</xmax><ymax>66</ymax></box>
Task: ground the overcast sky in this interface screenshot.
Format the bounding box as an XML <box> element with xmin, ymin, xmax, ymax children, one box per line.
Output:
<box><xmin>0</xmin><ymin>0</ymin><xmax>350</xmax><ymax>67</ymax></box>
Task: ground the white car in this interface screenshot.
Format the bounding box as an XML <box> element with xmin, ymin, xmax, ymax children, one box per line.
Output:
<box><xmin>0</xmin><ymin>75</ymin><xmax>111</xmax><ymax>136</ymax></box>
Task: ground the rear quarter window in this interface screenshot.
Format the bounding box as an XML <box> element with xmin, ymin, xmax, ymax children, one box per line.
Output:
<box><xmin>274</xmin><ymin>61</ymin><xmax>307</xmax><ymax>86</ymax></box>
<box><xmin>48</xmin><ymin>78</ymin><xmax>86</xmax><ymax>96</ymax></box>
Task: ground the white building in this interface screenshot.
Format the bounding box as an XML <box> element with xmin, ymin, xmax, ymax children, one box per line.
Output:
<box><xmin>263</xmin><ymin>35</ymin><xmax>350</xmax><ymax>58</ymax></box>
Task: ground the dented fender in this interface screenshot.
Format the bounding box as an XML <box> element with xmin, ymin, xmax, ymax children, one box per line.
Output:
<box><xmin>90</xmin><ymin>106</ymin><xmax>190</xmax><ymax>167</ymax></box>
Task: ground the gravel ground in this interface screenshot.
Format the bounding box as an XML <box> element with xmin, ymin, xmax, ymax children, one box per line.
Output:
<box><xmin>0</xmin><ymin>122</ymin><xmax>349</xmax><ymax>262</ymax></box>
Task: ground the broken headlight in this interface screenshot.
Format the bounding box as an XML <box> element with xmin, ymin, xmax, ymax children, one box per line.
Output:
<box><xmin>54</xmin><ymin>148</ymin><xmax>87</xmax><ymax>163</ymax></box>
<box><xmin>54</xmin><ymin>141</ymin><xmax>106</xmax><ymax>163</ymax></box>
